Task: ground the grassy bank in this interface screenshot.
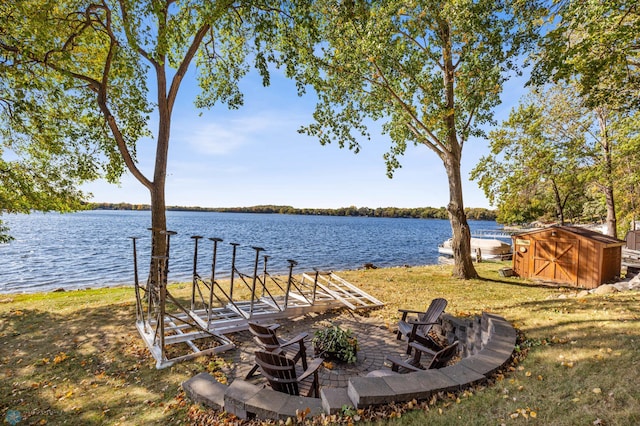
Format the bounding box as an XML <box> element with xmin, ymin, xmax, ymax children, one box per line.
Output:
<box><xmin>1</xmin><ymin>262</ymin><xmax>638</xmax><ymax>425</ymax></box>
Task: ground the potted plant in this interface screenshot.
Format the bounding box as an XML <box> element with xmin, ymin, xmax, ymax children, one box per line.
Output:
<box><xmin>312</xmin><ymin>323</ymin><xmax>359</xmax><ymax>364</ymax></box>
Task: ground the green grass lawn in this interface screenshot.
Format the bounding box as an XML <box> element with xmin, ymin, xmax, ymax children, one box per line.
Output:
<box><xmin>1</xmin><ymin>262</ymin><xmax>638</xmax><ymax>425</ymax></box>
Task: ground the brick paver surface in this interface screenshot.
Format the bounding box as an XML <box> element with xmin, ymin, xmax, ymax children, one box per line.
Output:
<box><xmin>223</xmin><ymin>309</ymin><xmax>408</xmax><ymax>389</ymax></box>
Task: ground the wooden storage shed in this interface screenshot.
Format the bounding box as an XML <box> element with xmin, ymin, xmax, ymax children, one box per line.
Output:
<box><xmin>512</xmin><ymin>226</ymin><xmax>625</xmax><ymax>289</ymax></box>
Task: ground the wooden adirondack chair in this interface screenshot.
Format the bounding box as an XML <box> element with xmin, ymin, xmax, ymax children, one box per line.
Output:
<box><xmin>245</xmin><ymin>322</ymin><xmax>309</xmax><ymax>379</ymax></box>
<box><xmin>254</xmin><ymin>350</ymin><xmax>324</xmax><ymax>397</ymax></box>
<box><xmin>386</xmin><ymin>340</ymin><xmax>459</xmax><ymax>373</ymax></box>
<box><xmin>396</xmin><ymin>297</ymin><xmax>448</xmax><ymax>354</ymax></box>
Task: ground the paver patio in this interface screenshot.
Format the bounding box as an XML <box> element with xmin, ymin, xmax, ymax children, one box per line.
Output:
<box><xmin>183</xmin><ymin>309</ymin><xmax>517</xmax><ymax>420</ymax></box>
<box><xmin>223</xmin><ymin>309</ymin><xmax>408</xmax><ymax>388</ymax></box>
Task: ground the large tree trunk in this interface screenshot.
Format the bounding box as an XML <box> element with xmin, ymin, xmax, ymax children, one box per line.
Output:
<box><xmin>551</xmin><ymin>179</ymin><xmax>565</xmax><ymax>225</ymax></box>
<box><xmin>445</xmin><ymin>153</ymin><xmax>478</xmax><ymax>279</ymax></box>
<box><xmin>147</xmin><ymin>182</ymin><xmax>168</xmax><ymax>292</ymax></box>
<box><xmin>603</xmin><ymin>185</ymin><xmax>617</xmax><ymax>238</ymax></box>
<box><xmin>595</xmin><ymin>108</ymin><xmax>617</xmax><ymax>238</ymax></box>
<box><xmin>440</xmin><ymin>19</ymin><xmax>477</xmax><ymax>280</ymax></box>
<box><xmin>148</xmin><ymin>68</ymin><xmax>171</xmax><ymax>286</ymax></box>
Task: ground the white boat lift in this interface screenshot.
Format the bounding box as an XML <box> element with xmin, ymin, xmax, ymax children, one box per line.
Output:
<box><xmin>131</xmin><ymin>231</ymin><xmax>384</xmax><ymax>369</ymax></box>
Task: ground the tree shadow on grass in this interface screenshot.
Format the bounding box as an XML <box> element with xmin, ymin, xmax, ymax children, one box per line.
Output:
<box><xmin>477</xmin><ymin>274</ymin><xmax>573</xmax><ymax>290</ymax></box>
<box><xmin>501</xmin><ymin>295</ymin><xmax>640</xmax><ymax>425</ymax></box>
<box><xmin>0</xmin><ymin>302</ymin><xmax>207</xmax><ymax>425</ymax></box>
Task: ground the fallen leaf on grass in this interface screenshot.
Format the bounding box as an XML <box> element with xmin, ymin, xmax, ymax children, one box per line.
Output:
<box><xmin>53</xmin><ymin>352</ymin><xmax>68</xmax><ymax>364</ymax></box>
<box><xmin>509</xmin><ymin>407</ymin><xmax>535</xmax><ymax>420</ymax></box>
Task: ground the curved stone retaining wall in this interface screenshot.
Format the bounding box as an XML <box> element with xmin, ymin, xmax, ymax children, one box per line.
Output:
<box><xmin>182</xmin><ymin>312</ymin><xmax>516</xmax><ymax>420</ymax></box>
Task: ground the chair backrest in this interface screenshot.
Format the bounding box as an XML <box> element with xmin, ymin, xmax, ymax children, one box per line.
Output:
<box><xmin>248</xmin><ymin>322</ymin><xmax>282</xmax><ymax>352</ymax></box>
<box><xmin>417</xmin><ymin>298</ymin><xmax>448</xmax><ymax>333</ymax></box>
<box><xmin>425</xmin><ymin>341</ymin><xmax>459</xmax><ymax>369</ymax></box>
<box><xmin>254</xmin><ymin>350</ymin><xmax>300</xmax><ymax>396</ymax></box>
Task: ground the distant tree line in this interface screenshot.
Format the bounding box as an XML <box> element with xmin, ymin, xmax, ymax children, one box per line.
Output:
<box><xmin>88</xmin><ymin>202</ymin><xmax>497</xmax><ymax>221</ymax></box>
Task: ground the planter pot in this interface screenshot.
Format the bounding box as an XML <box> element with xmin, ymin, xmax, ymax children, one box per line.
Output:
<box><xmin>314</xmin><ymin>348</ymin><xmax>358</xmax><ymax>363</ymax></box>
<box><xmin>312</xmin><ymin>324</ymin><xmax>359</xmax><ymax>364</ymax></box>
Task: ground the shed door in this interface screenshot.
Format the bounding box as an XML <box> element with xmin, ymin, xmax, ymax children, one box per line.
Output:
<box><xmin>532</xmin><ymin>239</ymin><xmax>579</xmax><ymax>285</ymax></box>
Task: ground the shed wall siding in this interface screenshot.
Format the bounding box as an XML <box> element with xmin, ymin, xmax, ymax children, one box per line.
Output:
<box><xmin>601</xmin><ymin>248</ymin><xmax>621</xmax><ymax>283</ymax></box>
<box><xmin>578</xmin><ymin>239</ymin><xmax>598</xmax><ymax>289</ymax></box>
<box><xmin>512</xmin><ymin>227</ymin><xmax>622</xmax><ymax>289</ymax></box>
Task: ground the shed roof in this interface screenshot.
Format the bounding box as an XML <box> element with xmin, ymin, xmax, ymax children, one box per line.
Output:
<box><xmin>515</xmin><ymin>225</ymin><xmax>625</xmax><ymax>247</ymax></box>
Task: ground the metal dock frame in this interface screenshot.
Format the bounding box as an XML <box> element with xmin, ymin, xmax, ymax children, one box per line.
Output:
<box><xmin>132</xmin><ymin>231</ymin><xmax>384</xmax><ymax>369</ymax></box>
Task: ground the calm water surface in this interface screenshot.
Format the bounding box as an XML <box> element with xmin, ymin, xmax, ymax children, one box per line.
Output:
<box><xmin>0</xmin><ymin>210</ymin><xmax>501</xmax><ymax>294</ymax></box>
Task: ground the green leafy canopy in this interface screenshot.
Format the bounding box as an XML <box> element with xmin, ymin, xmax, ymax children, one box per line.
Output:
<box><xmin>278</xmin><ymin>0</ymin><xmax>544</xmax><ymax>176</ymax></box>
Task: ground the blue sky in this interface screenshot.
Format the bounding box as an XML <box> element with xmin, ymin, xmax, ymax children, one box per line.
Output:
<box><xmin>83</xmin><ymin>66</ymin><xmax>528</xmax><ymax>209</ymax></box>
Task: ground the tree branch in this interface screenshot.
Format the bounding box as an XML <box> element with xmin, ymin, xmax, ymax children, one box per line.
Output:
<box><xmin>117</xmin><ymin>0</ymin><xmax>157</xmax><ymax>69</ymax></box>
<box><xmin>166</xmin><ymin>23</ymin><xmax>211</xmax><ymax>114</ymax></box>
<box><xmin>396</xmin><ymin>28</ymin><xmax>443</xmax><ymax>71</ymax></box>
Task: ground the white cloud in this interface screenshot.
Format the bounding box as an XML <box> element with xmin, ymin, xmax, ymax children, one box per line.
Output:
<box><xmin>172</xmin><ymin>111</ymin><xmax>306</xmax><ymax>156</ymax></box>
<box><xmin>179</xmin><ymin>122</ymin><xmax>248</xmax><ymax>155</ymax></box>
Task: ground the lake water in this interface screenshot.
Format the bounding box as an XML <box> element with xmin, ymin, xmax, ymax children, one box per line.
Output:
<box><xmin>0</xmin><ymin>210</ymin><xmax>502</xmax><ymax>294</ymax></box>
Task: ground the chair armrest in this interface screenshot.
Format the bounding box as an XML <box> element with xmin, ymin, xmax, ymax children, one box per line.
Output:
<box><xmin>267</xmin><ymin>323</ymin><xmax>280</xmax><ymax>331</ymax></box>
<box><xmin>408</xmin><ymin>321</ymin><xmax>438</xmax><ymax>339</ymax></box>
<box><xmin>409</xmin><ymin>342</ymin><xmax>437</xmax><ymax>357</ymax></box>
<box><xmin>398</xmin><ymin>308</ymin><xmax>422</xmax><ymax>322</ymax></box>
<box><xmin>298</xmin><ymin>357</ymin><xmax>324</xmax><ymax>382</ymax></box>
<box><xmin>398</xmin><ymin>308</ymin><xmax>423</xmax><ymax>314</ymax></box>
<box><xmin>398</xmin><ymin>309</ymin><xmax>424</xmax><ymax>318</ymax></box>
<box><xmin>385</xmin><ymin>355</ymin><xmax>422</xmax><ymax>372</ymax></box>
<box><xmin>281</xmin><ymin>332</ymin><xmax>309</xmax><ymax>347</ymax></box>
<box><xmin>408</xmin><ymin>321</ymin><xmax>439</xmax><ymax>326</ymax></box>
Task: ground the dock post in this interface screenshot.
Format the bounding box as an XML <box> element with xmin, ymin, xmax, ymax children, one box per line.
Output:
<box><xmin>285</xmin><ymin>259</ymin><xmax>298</xmax><ymax>309</ymax></box>
<box><xmin>250</xmin><ymin>246</ymin><xmax>265</xmax><ymax>316</ymax></box>
<box><xmin>130</xmin><ymin>237</ymin><xmax>142</xmax><ymax>322</ymax></box>
<box><xmin>312</xmin><ymin>268</ymin><xmax>320</xmax><ymax>305</ymax></box>
<box><xmin>208</xmin><ymin>238</ymin><xmax>223</xmax><ymax>324</ymax></box>
<box><xmin>229</xmin><ymin>243</ymin><xmax>240</xmax><ymax>300</ymax></box>
<box><xmin>190</xmin><ymin>236</ymin><xmax>203</xmax><ymax>310</ymax></box>
<box><xmin>162</xmin><ymin>230</ymin><xmax>177</xmax><ymax>286</ymax></box>
<box><xmin>262</xmin><ymin>254</ymin><xmax>270</xmax><ymax>299</ymax></box>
